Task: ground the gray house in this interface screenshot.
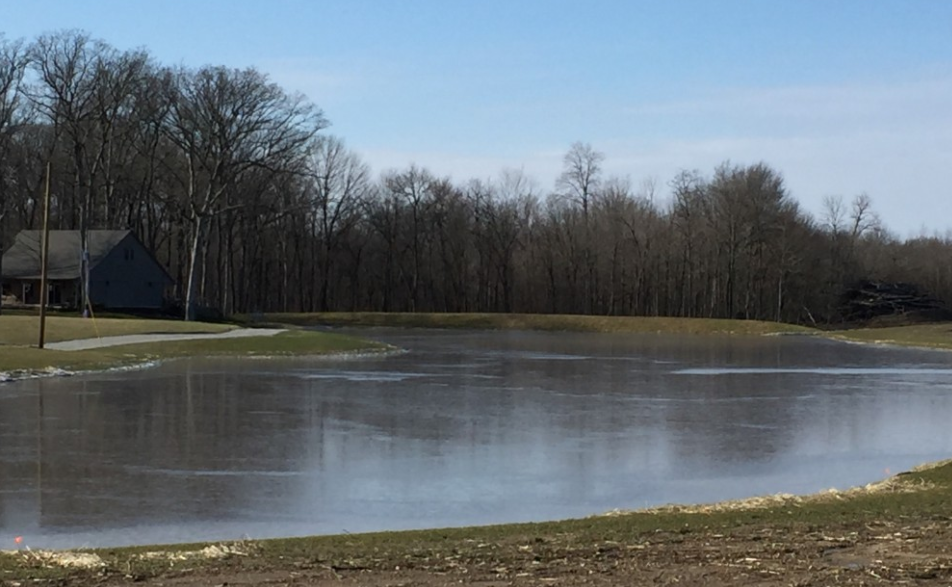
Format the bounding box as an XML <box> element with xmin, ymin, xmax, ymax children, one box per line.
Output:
<box><xmin>1</xmin><ymin>230</ymin><xmax>174</xmax><ymax>309</ymax></box>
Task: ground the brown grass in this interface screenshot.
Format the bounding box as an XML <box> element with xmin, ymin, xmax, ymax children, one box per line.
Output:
<box><xmin>0</xmin><ymin>315</ymin><xmax>232</xmax><ymax>346</ymax></box>
<box><xmin>255</xmin><ymin>312</ymin><xmax>814</xmax><ymax>335</ymax></box>
<box><xmin>828</xmin><ymin>322</ymin><xmax>952</xmax><ymax>350</ymax></box>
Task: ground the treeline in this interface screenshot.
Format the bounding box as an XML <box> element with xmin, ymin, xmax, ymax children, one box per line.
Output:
<box><xmin>1</xmin><ymin>30</ymin><xmax>950</xmax><ymax>323</ymax></box>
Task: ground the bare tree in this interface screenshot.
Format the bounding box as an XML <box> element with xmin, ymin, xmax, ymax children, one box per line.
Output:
<box><xmin>849</xmin><ymin>193</ymin><xmax>879</xmax><ymax>242</ymax></box>
<box><xmin>843</xmin><ymin>192</ymin><xmax>883</xmax><ymax>286</ymax></box>
<box><xmin>554</xmin><ymin>142</ymin><xmax>606</xmax><ymax>312</ymax></box>
<box><xmin>163</xmin><ymin>65</ymin><xmax>324</xmax><ymax>319</ymax></box>
<box><xmin>382</xmin><ymin>165</ymin><xmax>435</xmax><ymax>311</ymax></box>
<box><xmin>5</xmin><ymin>29</ymin><xmax>952</xmax><ymax>324</ymax></box>
<box><xmin>468</xmin><ymin>170</ymin><xmax>536</xmax><ymax>311</ymax></box>
<box><xmin>27</xmin><ymin>30</ymin><xmax>103</xmax><ymax>311</ymax></box>
<box><xmin>427</xmin><ymin>178</ymin><xmax>473</xmax><ymax>311</ymax></box>
<box><xmin>821</xmin><ymin>195</ymin><xmax>845</xmax><ymax>235</ymax></box>
<box><xmin>91</xmin><ymin>47</ymin><xmax>151</xmax><ymax>227</ymax></box>
<box><xmin>306</xmin><ymin>135</ymin><xmax>370</xmax><ymax>311</ymax></box>
<box><xmin>557</xmin><ymin>141</ymin><xmax>604</xmax><ymax>218</ymax></box>
<box><xmin>124</xmin><ymin>65</ymin><xmax>175</xmax><ymax>253</ymax></box>
<box><xmin>0</xmin><ymin>35</ymin><xmax>28</xmax><ymax>314</ymax></box>
<box><xmin>669</xmin><ymin>170</ymin><xmax>710</xmax><ymax>316</ymax></box>
<box><xmin>363</xmin><ymin>181</ymin><xmax>403</xmax><ymax>311</ymax></box>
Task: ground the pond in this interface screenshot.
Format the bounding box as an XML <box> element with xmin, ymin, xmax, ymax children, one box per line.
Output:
<box><xmin>2</xmin><ymin>329</ymin><xmax>952</xmax><ymax>549</ymax></box>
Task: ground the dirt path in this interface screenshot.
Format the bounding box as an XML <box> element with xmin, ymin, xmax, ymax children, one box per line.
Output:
<box><xmin>44</xmin><ymin>328</ymin><xmax>286</xmax><ymax>351</ymax></box>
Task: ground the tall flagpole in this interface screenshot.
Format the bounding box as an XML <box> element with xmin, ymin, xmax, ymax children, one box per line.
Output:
<box><xmin>38</xmin><ymin>161</ymin><xmax>51</xmax><ymax>349</ymax></box>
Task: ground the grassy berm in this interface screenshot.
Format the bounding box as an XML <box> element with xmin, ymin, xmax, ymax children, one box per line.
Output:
<box><xmin>255</xmin><ymin>311</ymin><xmax>814</xmax><ymax>335</ymax></box>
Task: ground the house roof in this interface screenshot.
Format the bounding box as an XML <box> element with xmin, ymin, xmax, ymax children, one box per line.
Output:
<box><xmin>2</xmin><ymin>230</ymin><xmax>135</xmax><ymax>280</ymax></box>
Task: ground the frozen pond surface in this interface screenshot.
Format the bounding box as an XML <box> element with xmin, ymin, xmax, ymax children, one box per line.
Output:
<box><xmin>2</xmin><ymin>329</ymin><xmax>952</xmax><ymax>549</ymax></box>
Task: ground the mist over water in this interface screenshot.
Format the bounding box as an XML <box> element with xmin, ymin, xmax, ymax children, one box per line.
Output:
<box><xmin>2</xmin><ymin>329</ymin><xmax>952</xmax><ymax>549</ymax></box>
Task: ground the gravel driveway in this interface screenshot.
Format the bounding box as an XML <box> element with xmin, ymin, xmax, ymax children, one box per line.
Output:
<box><xmin>44</xmin><ymin>328</ymin><xmax>286</xmax><ymax>351</ymax></box>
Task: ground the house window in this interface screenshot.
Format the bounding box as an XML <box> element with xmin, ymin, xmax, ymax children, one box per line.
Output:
<box><xmin>124</xmin><ymin>247</ymin><xmax>135</xmax><ymax>261</ymax></box>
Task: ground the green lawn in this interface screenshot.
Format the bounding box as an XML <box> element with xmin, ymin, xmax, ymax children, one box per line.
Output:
<box><xmin>0</xmin><ymin>316</ymin><xmax>387</xmax><ymax>373</ymax></box>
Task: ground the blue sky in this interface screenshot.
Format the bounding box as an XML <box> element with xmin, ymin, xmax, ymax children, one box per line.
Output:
<box><xmin>5</xmin><ymin>1</ymin><xmax>952</xmax><ymax>235</ymax></box>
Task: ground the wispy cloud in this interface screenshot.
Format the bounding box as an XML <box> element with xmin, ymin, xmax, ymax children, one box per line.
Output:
<box><xmin>255</xmin><ymin>57</ymin><xmax>396</xmax><ymax>106</ymax></box>
<box><xmin>622</xmin><ymin>75</ymin><xmax>952</xmax><ymax>139</ymax></box>
<box><xmin>596</xmin><ymin>128</ymin><xmax>951</xmax><ymax>235</ymax></box>
<box><xmin>260</xmin><ymin>54</ymin><xmax>952</xmax><ymax>234</ymax></box>
<box><xmin>600</xmin><ymin>75</ymin><xmax>952</xmax><ymax>232</ymax></box>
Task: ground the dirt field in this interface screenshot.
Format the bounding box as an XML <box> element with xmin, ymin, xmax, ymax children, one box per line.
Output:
<box><xmin>5</xmin><ymin>517</ymin><xmax>951</xmax><ymax>586</ymax></box>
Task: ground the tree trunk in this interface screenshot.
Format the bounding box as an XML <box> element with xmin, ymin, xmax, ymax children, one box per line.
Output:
<box><xmin>0</xmin><ymin>211</ymin><xmax>4</xmax><ymax>316</ymax></box>
<box><xmin>184</xmin><ymin>215</ymin><xmax>205</xmax><ymax>321</ymax></box>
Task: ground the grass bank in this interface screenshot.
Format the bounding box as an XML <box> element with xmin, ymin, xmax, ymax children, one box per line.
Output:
<box><xmin>263</xmin><ymin>312</ymin><xmax>952</xmax><ymax>354</ymax></box>
<box><xmin>255</xmin><ymin>312</ymin><xmax>814</xmax><ymax>335</ymax></box>
<box><xmin>1</xmin><ymin>460</ymin><xmax>951</xmax><ymax>584</ymax></box>
<box><xmin>829</xmin><ymin>322</ymin><xmax>952</xmax><ymax>351</ymax></box>
<box><xmin>0</xmin><ymin>316</ymin><xmax>387</xmax><ymax>374</ymax></box>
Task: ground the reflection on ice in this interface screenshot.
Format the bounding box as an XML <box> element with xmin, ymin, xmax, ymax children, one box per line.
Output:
<box><xmin>124</xmin><ymin>467</ymin><xmax>306</xmax><ymax>478</ymax></box>
<box><xmin>301</xmin><ymin>370</ymin><xmax>432</xmax><ymax>382</ymax></box>
<box><xmin>676</xmin><ymin>367</ymin><xmax>952</xmax><ymax>376</ymax></box>
<box><xmin>3</xmin><ymin>329</ymin><xmax>952</xmax><ymax>549</ymax></box>
<box><xmin>482</xmin><ymin>350</ymin><xmax>593</xmax><ymax>361</ymax></box>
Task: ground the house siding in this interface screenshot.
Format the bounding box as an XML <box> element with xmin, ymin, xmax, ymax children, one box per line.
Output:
<box><xmin>3</xmin><ymin>230</ymin><xmax>174</xmax><ymax>310</ymax></box>
<box><xmin>89</xmin><ymin>234</ymin><xmax>171</xmax><ymax>309</ymax></box>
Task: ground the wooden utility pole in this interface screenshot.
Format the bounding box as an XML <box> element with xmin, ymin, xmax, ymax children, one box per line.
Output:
<box><xmin>38</xmin><ymin>161</ymin><xmax>51</xmax><ymax>349</ymax></box>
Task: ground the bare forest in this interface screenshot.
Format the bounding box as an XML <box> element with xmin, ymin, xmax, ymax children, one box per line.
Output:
<box><xmin>1</xmin><ymin>31</ymin><xmax>950</xmax><ymax>323</ymax></box>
